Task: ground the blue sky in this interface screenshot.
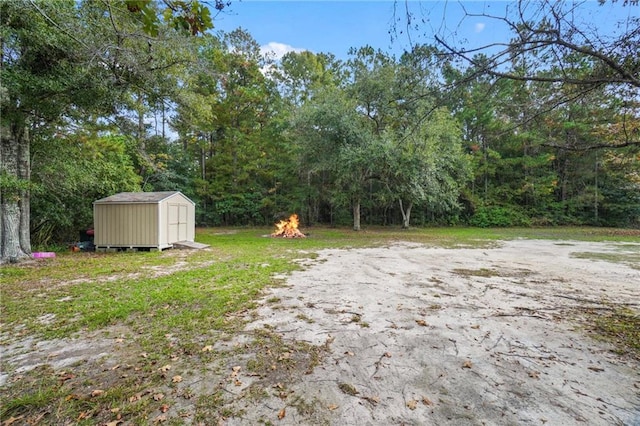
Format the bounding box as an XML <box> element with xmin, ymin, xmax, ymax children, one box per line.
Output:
<box><xmin>212</xmin><ymin>1</ymin><xmax>495</xmax><ymax>59</ymax></box>
<box><xmin>210</xmin><ymin>1</ymin><xmax>636</xmax><ymax>61</ymax></box>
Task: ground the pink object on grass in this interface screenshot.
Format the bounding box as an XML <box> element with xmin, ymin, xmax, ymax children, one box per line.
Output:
<box><xmin>33</xmin><ymin>252</ymin><xmax>56</xmax><ymax>258</ymax></box>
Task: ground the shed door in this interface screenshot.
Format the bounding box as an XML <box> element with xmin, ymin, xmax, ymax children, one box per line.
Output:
<box><xmin>178</xmin><ymin>204</ymin><xmax>188</xmax><ymax>240</ymax></box>
<box><xmin>168</xmin><ymin>203</ymin><xmax>188</xmax><ymax>243</ymax></box>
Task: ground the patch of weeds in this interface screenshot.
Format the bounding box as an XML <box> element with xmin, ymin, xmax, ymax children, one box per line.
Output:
<box><xmin>589</xmin><ymin>307</ymin><xmax>640</xmax><ymax>360</ymax></box>
<box><xmin>452</xmin><ymin>268</ymin><xmax>501</xmax><ymax>278</ymax></box>
<box><xmin>295</xmin><ymin>313</ymin><xmax>315</xmax><ymax>324</ymax></box>
<box><xmin>266</xmin><ymin>296</ymin><xmax>281</xmax><ymax>303</ymax></box>
<box><xmin>193</xmin><ymin>391</ymin><xmax>229</xmax><ymax>423</ymax></box>
<box><xmin>572</xmin><ymin>251</ymin><xmax>640</xmax><ymax>270</ymax></box>
<box><xmin>289</xmin><ymin>395</ymin><xmax>319</xmax><ymax>417</ymax></box>
<box><xmin>338</xmin><ymin>382</ymin><xmax>358</xmax><ymax>396</ymax></box>
<box><xmin>243</xmin><ymin>383</ymin><xmax>270</xmax><ymax>401</ymax></box>
<box><xmin>350</xmin><ymin>314</ymin><xmax>362</xmax><ymax>323</ymax></box>
<box><xmin>0</xmin><ymin>365</ymin><xmax>62</xmax><ymax>421</ymax></box>
<box><xmin>245</xmin><ymin>329</ymin><xmax>328</xmax><ymax>386</ymax></box>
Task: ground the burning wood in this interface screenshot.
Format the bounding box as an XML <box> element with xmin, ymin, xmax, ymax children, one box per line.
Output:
<box><xmin>271</xmin><ymin>214</ymin><xmax>306</xmax><ymax>238</ymax></box>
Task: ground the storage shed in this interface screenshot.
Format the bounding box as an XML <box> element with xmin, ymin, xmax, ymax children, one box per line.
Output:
<box><xmin>93</xmin><ymin>191</ymin><xmax>195</xmax><ymax>251</ymax></box>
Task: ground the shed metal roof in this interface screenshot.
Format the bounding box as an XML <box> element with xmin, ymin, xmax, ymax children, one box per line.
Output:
<box><xmin>94</xmin><ymin>191</ymin><xmax>193</xmax><ymax>204</ymax></box>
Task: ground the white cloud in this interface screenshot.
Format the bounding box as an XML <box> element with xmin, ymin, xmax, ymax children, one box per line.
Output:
<box><xmin>260</xmin><ymin>42</ymin><xmax>307</xmax><ymax>61</ymax></box>
<box><xmin>474</xmin><ymin>23</ymin><xmax>486</xmax><ymax>33</ymax></box>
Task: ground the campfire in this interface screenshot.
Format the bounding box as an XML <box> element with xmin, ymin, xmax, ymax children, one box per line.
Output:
<box><xmin>271</xmin><ymin>214</ymin><xmax>306</xmax><ymax>238</ymax></box>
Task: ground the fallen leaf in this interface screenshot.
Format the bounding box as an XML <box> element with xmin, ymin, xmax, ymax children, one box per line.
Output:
<box><xmin>364</xmin><ymin>395</ymin><xmax>380</xmax><ymax>405</ymax></box>
<box><xmin>153</xmin><ymin>414</ymin><xmax>167</xmax><ymax>423</ymax></box>
<box><xmin>129</xmin><ymin>393</ymin><xmax>142</xmax><ymax>403</ymax></box>
<box><xmin>110</xmin><ymin>364</ymin><xmax>120</xmax><ymax>370</ymax></box>
<box><xmin>588</xmin><ymin>366</ymin><xmax>604</xmax><ymax>372</ymax></box>
<box><xmin>462</xmin><ymin>360</ymin><xmax>473</xmax><ymax>369</ymax></box>
<box><xmin>278</xmin><ymin>407</ymin><xmax>286</xmax><ymax>419</ymax></box>
<box><xmin>3</xmin><ymin>416</ymin><xmax>24</xmax><ymax>425</ymax></box>
<box><xmin>383</xmin><ymin>352</ymin><xmax>392</xmax><ymax>358</ymax></box>
<box><xmin>153</xmin><ymin>393</ymin><xmax>165</xmax><ymax>401</ymax></box>
<box><xmin>327</xmin><ymin>404</ymin><xmax>338</xmax><ymax>411</ymax></box>
<box><xmin>234</xmin><ymin>379</ymin><xmax>242</xmax><ymax>386</ymax></box>
<box><xmin>90</xmin><ymin>389</ymin><xmax>104</xmax><ymax>397</ymax></box>
<box><xmin>105</xmin><ymin>421</ymin><xmax>121</xmax><ymax>426</ymax></box>
<box><xmin>65</xmin><ymin>394</ymin><xmax>81</xmax><ymax>401</ymax></box>
<box><xmin>344</xmin><ymin>351</ymin><xmax>355</xmax><ymax>356</ymax></box>
<box><xmin>528</xmin><ymin>371</ymin><xmax>540</xmax><ymax>379</ymax></box>
<box><xmin>28</xmin><ymin>413</ymin><xmax>47</xmax><ymax>424</ymax></box>
<box><xmin>159</xmin><ymin>365</ymin><xmax>171</xmax><ymax>373</ymax></box>
<box><xmin>422</xmin><ymin>396</ymin><xmax>433</xmax><ymax>405</ymax></box>
<box><xmin>202</xmin><ymin>345</ymin><xmax>213</xmax><ymax>352</ymax></box>
<box><xmin>140</xmin><ymin>353</ymin><xmax>148</xmax><ymax>358</ymax></box>
<box><xmin>470</xmin><ymin>324</ymin><xmax>480</xmax><ymax>329</ymax></box>
<box><xmin>160</xmin><ymin>404</ymin><xmax>170</xmax><ymax>413</ymax></box>
<box><xmin>415</xmin><ymin>319</ymin><xmax>428</xmax><ymax>327</ymax></box>
<box><xmin>406</xmin><ymin>399</ymin><xmax>418</xmax><ymax>410</ymax></box>
<box><xmin>58</xmin><ymin>372</ymin><xmax>75</xmax><ymax>382</ymax></box>
<box><xmin>172</xmin><ymin>375</ymin><xmax>182</xmax><ymax>383</ymax></box>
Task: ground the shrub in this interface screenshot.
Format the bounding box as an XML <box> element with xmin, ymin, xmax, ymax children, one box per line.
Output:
<box><xmin>469</xmin><ymin>206</ymin><xmax>531</xmax><ymax>227</ymax></box>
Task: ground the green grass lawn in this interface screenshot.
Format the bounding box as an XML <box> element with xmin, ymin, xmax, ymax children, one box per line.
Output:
<box><xmin>1</xmin><ymin>226</ymin><xmax>638</xmax><ymax>424</ymax></box>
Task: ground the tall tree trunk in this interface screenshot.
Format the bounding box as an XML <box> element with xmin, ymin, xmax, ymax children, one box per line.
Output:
<box><xmin>399</xmin><ymin>199</ymin><xmax>413</xmax><ymax>229</ymax></box>
<box><xmin>18</xmin><ymin>125</ymin><xmax>31</xmax><ymax>254</ymax></box>
<box><xmin>352</xmin><ymin>198</ymin><xmax>361</xmax><ymax>231</ymax></box>
<box><xmin>0</xmin><ymin>125</ymin><xmax>4</xmax><ymax>257</ymax></box>
<box><xmin>1</xmin><ymin>121</ymin><xmax>30</xmax><ymax>263</ymax></box>
<box><xmin>560</xmin><ymin>156</ymin><xmax>570</xmax><ymax>211</ymax></box>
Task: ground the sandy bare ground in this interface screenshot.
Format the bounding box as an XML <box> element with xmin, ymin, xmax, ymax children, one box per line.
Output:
<box><xmin>2</xmin><ymin>239</ymin><xmax>639</xmax><ymax>425</ymax></box>
<box><xmin>227</xmin><ymin>239</ymin><xmax>640</xmax><ymax>425</ymax></box>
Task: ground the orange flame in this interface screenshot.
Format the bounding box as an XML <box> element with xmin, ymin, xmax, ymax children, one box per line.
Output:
<box><xmin>271</xmin><ymin>214</ymin><xmax>306</xmax><ymax>238</ymax></box>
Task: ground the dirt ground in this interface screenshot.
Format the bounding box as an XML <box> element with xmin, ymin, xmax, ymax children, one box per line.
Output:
<box><xmin>2</xmin><ymin>239</ymin><xmax>639</xmax><ymax>425</ymax></box>
<box><xmin>228</xmin><ymin>239</ymin><xmax>640</xmax><ymax>425</ymax></box>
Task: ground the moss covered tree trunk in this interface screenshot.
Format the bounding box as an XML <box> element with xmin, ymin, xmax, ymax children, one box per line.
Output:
<box><xmin>1</xmin><ymin>121</ymin><xmax>31</xmax><ymax>263</ymax></box>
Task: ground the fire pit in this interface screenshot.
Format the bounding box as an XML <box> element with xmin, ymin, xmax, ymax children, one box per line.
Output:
<box><xmin>271</xmin><ymin>214</ymin><xmax>306</xmax><ymax>238</ymax></box>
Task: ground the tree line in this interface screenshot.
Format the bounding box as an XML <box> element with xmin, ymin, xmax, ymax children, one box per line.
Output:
<box><xmin>2</xmin><ymin>0</ymin><xmax>639</xmax><ymax>262</ymax></box>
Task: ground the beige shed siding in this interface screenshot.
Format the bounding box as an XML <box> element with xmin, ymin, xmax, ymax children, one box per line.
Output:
<box><xmin>94</xmin><ymin>191</ymin><xmax>195</xmax><ymax>249</ymax></box>
<box><xmin>94</xmin><ymin>203</ymin><xmax>159</xmax><ymax>247</ymax></box>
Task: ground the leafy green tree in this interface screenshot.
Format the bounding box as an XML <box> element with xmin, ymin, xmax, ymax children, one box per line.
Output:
<box><xmin>415</xmin><ymin>1</ymin><xmax>640</xmax><ymax>123</ymax></box>
<box><xmin>172</xmin><ymin>30</ymin><xmax>292</xmax><ymax>225</ymax></box>
<box><xmin>386</xmin><ymin>108</ymin><xmax>471</xmax><ymax>228</ymax></box>
<box><xmin>31</xmin><ymin>134</ymin><xmax>141</xmax><ymax>245</ymax></box>
<box><xmin>274</xmin><ymin>51</ymin><xmax>342</xmax><ymax>107</ymax></box>
<box><xmin>0</xmin><ymin>0</ymin><xmax>211</xmax><ymax>262</ymax></box>
<box><xmin>294</xmin><ymin>85</ymin><xmax>379</xmax><ymax>230</ymax></box>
